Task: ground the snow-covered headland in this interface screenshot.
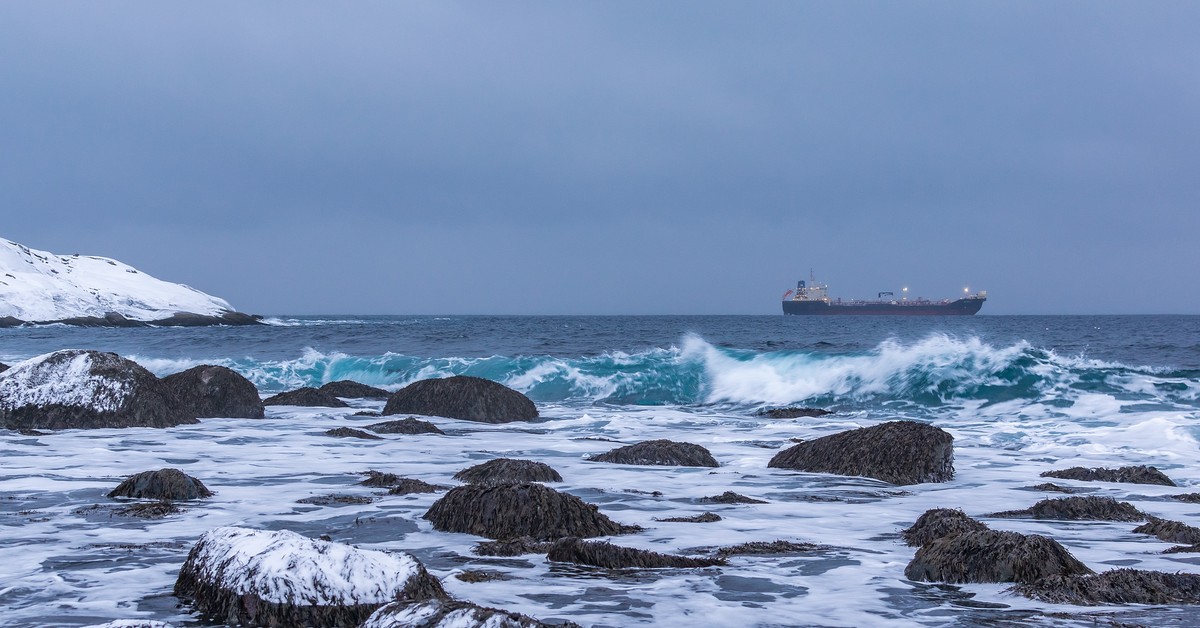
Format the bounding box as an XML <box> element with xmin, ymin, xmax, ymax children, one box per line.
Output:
<box><xmin>0</xmin><ymin>238</ymin><xmax>259</xmax><ymax>327</ymax></box>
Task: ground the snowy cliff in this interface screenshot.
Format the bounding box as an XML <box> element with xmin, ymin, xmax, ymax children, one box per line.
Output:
<box><xmin>0</xmin><ymin>238</ymin><xmax>254</xmax><ymax>325</ymax></box>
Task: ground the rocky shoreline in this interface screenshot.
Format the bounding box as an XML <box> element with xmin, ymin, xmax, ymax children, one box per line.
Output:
<box><xmin>0</xmin><ymin>310</ymin><xmax>262</xmax><ymax>328</ymax></box>
<box><xmin>2</xmin><ymin>351</ymin><xmax>1199</xmax><ymax>627</ymax></box>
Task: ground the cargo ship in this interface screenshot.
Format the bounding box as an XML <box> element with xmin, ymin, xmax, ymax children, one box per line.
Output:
<box><xmin>783</xmin><ymin>275</ymin><xmax>986</xmax><ymax>315</ymax></box>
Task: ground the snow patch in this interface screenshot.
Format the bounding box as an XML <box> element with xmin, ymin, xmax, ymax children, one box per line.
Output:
<box><xmin>183</xmin><ymin>526</ymin><xmax>425</xmax><ymax>606</ymax></box>
<box><xmin>0</xmin><ymin>237</ymin><xmax>233</xmax><ymax>322</ymax></box>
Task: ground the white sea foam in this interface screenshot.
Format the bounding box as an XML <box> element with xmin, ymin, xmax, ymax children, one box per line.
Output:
<box><xmin>0</xmin><ymin>351</ymin><xmax>130</xmax><ymax>412</ymax></box>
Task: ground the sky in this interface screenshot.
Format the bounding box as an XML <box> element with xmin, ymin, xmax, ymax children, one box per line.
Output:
<box><xmin>1</xmin><ymin>2</ymin><xmax>1197</xmax><ymax>315</ymax></box>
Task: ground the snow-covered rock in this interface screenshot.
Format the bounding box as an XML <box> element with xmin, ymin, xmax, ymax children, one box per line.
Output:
<box><xmin>0</xmin><ymin>350</ymin><xmax>196</xmax><ymax>430</ymax></box>
<box><xmin>173</xmin><ymin>526</ymin><xmax>445</xmax><ymax>627</ymax></box>
<box><xmin>0</xmin><ymin>238</ymin><xmax>253</xmax><ymax>325</ymax></box>
<box><xmin>362</xmin><ymin>598</ymin><xmax>578</xmax><ymax>628</ymax></box>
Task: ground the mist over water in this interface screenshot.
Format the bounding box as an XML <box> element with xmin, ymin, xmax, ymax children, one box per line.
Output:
<box><xmin>2</xmin><ymin>315</ymin><xmax>1199</xmax><ymax>626</ymax></box>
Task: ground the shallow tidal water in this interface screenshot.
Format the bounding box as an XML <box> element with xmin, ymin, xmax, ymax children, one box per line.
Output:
<box><xmin>2</xmin><ymin>315</ymin><xmax>1199</xmax><ymax>627</ymax></box>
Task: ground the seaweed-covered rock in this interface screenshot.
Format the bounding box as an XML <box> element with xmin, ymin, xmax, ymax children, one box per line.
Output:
<box><xmin>902</xmin><ymin>508</ymin><xmax>990</xmax><ymax>547</ymax></box>
<box><xmin>990</xmin><ymin>496</ymin><xmax>1148</xmax><ymax>522</ymax></box>
<box><xmin>655</xmin><ymin>512</ymin><xmax>722</xmax><ymax>523</ymax></box>
<box><xmin>547</xmin><ymin>537</ymin><xmax>724</xmax><ymax>569</ymax></box>
<box><xmin>115</xmin><ymin>500</ymin><xmax>183</xmax><ymax>518</ymax></box>
<box><xmin>716</xmin><ymin>540</ymin><xmax>824</xmax><ymax>556</ymax></box>
<box><xmin>699</xmin><ymin>491</ymin><xmax>767</xmax><ymax>505</ymax></box>
<box><xmin>1040</xmin><ymin>465</ymin><xmax>1176</xmax><ymax>487</ymax></box>
<box><xmin>162</xmin><ymin>365</ymin><xmax>264</xmax><ymax>419</ymax></box>
<box><xmin>1173</xmin><ymin>493</ymin><xmax>1200</xmax><ymax>504</ymax></box>
<box><xmin>173</xmin><ymin>526</ymin><xmax>445</xmax><ymax>627</ymax></box>
<box><xmin>359</xmin><ymin>471</ymin><xmax>405</xmax><ymax>488</ymax></box>
<box><xmin>1012</xmin><ymin>569</ymin><xmax>1200</xmax><ymax>605</ymax></box>
<box><xmin>0</xmin><ymin>350</ymin><xmax>195</xmax><ymax>430</ymax></box>
<box><xmin>325</xmin><ymin>427</ymin><xmax>382</xmax><ymax>439</ymax></box>
<box><xmin>262</xmin><ymin>387</ymin><xmax>349</xmax><ymax>408</ymax></box>
<box><xmin>382</xmin><ymin>375</ymin><xmax>537</xmax><ymax>423</ymax></box>
<box><xmin>455</xmin><ymin>570</ymin><xmax>514</xmax><ymax>583</ymax></box>
<box><xmin>362</xmin><ymin>598</ymin><xmax>577</xmax><ymax>628</ymax></box>
<box><xmin>108</xmin><ymin>468</ymin><xmax>214</xmax><ymax>500</ymax></box>
<box><xmin>768</xmin><ymin>420</ymin><xmax>954</xmax><ymax>485</ymax></box>
<box><xmin>424</xmin><ymin>483</ymin><xmax>635</xmax><ymax>541</ymax></box>
<box><xmin>318</xmin><ymin>380</ymin><xmax>390</xmax><ymax>399</ymax></box>
<box><xmin>588</xmin><ymin>439</ymin><xmax>719</xmax><ymax>467</ymax></box>
<box><xmin>473</xmin><ymin>537</ymin><xmax>554</xmax><ymax>557</ymax></box>
<box><xmin>756</xmin><ymin>407</ymin><xmax>832</xmax><ymax>419</ymax></box>
<box><xmin>1165</xmin><ymin>544</ymin><xmax>1200</xmax><ymax>554</ymax></box>
<box><xmin>452</xmin><ymin>458</ymin><xmax>563</xmax><ymax>485</ymax></box>
<box><xmin>1027</xmin><ymin>482</ymin><xmax>1081</xmax><ymax>493</ymax></box>
<box><xmin>296</xmin><ymin>494</ymin><xmax>375</xmax><ymax>506</ymax></box>
<box><xmin>366</xmin><ymin>418</ymin><xmax>444</xmax><ymax>435</ymax></box>
<box><xmin>387</xmin><ymin>479</ymin><xmax>450</xmax><ymax>495</ymax></box>
<box><xmin>905</xmin><ymin>529</ymin><xmax>1093</xmax><ymax>584</ymax></box>
<box><xmin>1133</xmin><ymin>518</ymin><xmax>1200</xmax><ymax>545</ymax></box>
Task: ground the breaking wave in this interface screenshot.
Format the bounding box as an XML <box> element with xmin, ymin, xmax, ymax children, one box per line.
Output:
<box><xmin>131</xmin><ymin>333</ymin><xmax>1199</xmax><ymax>409</ymax></box>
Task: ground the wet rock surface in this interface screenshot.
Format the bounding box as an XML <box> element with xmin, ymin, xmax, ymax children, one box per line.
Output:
<box><xmin>1013</xmin><ymin>569</ymin><xmax>1200</xmax><ymax>605</ymax></box>
<box><xmin>366</xmin><ymin>417</ymin><xmax>444</xmax><ymax>435</ymax></box>
<box><xmin>359</xmin><ymin>471</ymin><xmax>406</xmax><ymax>488</ymax></box>
<box><xmin>325</xmin><ymin>426</ymin><xmax>383</xmax><ymax>439</ymax></box>
<box><xmin>424</xmin><ymin>483</ymin><xmax>636</xmax><ymax>541</ymax></box>
<box><xmin>0</xmin><ymin>350</ymin><xmax>196</xmax><ymax>430</ymax></box>
<box><xmin>547</xmin><ymin>537</ymin><xmax>725</xmax><ymax>569</ymax></box>
<box><xmin>162</xmin><ymin>365</ymin><xmax>264</xmax><ymax>419</ymax></box>
<box><xmin>296</xmin><ymin>494</ymin><xmax>376</xmax><ymax>506</ymax></box>
<box><xmin>262</xmin><ymin>387</ymin><xmax>350</xmax><ymax>408</ymax></box>
<box><xmin>1040</xmin><ymin>465</ymin><xmax>1176</xmax><ymax>486</ymax></box>
<box><xmin>588</xmin><ymin>439</ymin><xmax>719</xmax><ymax>467</ymax></box>
<box><xmin>715</xmin><ymin>540</ymin><xmax>825</xmax><ymax>556</ymax></box>
<box><xmin>453</xmin><ymin>458</ymin><xmax>563</xmax><ymax>485</ymax></box>
<box><xmin>905</xmin><ymin>529</ymin><xmax>1093</xmax><ymax>584</ymax></box>
<box><xmin>362</xmin><ymin>598</ymin><xmax>578</xmax><ymax>628</ymax></box>
<box><xmin>108</xmin><ymin>468</ymin><xmax>214</xmax><ymax>500</ymax></box>
<box><xmin>902</xmin><ymin>508</ymin><xmax>990</xmax><ymax>547</ymax></box>
<box><xmin>382</xmin><ymin>375</ymin><xmax>537</xmax><ymax>423</ymax></box>
<box><xmin>768</xmin><ymin>420</ymin><xmax>954</xmax><ymax>485</ymax></box>
<box><xmin>755</xmin><ymin>407</ymin><xmax>832</xmax><ymax>418</ymax></box>
<box><xmin>989</xmin><ymin>496</ymin><xmax>1148</xmax><ymax>522</ymax></box>
<box><xmin>318</xmin><ymin>380</ymin><xmax>390</xmax><ymax>399</ymax></box>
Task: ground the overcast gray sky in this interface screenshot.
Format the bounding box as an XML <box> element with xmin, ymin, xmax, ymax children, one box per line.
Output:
<box><xmin>2</xmin><ymin>2</ymin><xmax>1197</xmax><ymax>315</ymax></box>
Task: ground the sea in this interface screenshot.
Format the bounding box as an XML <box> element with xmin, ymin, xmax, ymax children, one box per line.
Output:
<box><xmin>2</xmin><ymin>315</ymin><xmax>1200</xmax><ymax>627</ymax></box>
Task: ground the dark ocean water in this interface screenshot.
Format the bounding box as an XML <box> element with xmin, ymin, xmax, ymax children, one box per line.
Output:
<box><xmin>3</xmin><ymin>315</ymin><xmax>1200</xmax><ymax>627</ymax></box>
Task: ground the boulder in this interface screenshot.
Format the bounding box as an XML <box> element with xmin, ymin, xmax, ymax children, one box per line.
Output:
<box><xmin>325</xmin><ymin>427</ymin><xmax>382</xmax><ymax>439</ymax></box>
<box><xmin>716</xmin><ymin>541</ymin><xmax>824</xmax><ymax>557</ymax></box>
<box><xmin>473</xmin><ymin>537</ymin><xmax>555</xmax><ymax>557</ymax></box>
<box><xmin>1133</xmin><ymin>518</ymin><xmax>1200</xmax><ymax>545</ymax></box>
<box><xmin>547</xmin><ymin>537</ymin><xmax>724</xmax><ymax>569</ymax></box>
<box><xmin>262</xmin><ymin>387</ymin><xmax>349</xmax><ymax>408</ymax></box>
<box><xmin>905</xmin><ymin>529</ymin><xmax>1093</xmax><ymax>584</ymax></box>
<box><xmin>387</xmin><ymin>479</ymin><xmax>450</xmax><ymax>495</ymax></box>
<box><xmin>424</xmin><ymin>483</ymin><xmax>636</xmax><ymax>541</ymax></box>
<box><xmin>366</xmin><ymin>418</ymin><xmax>444</xmax><ymax>435</ymax></box>
<box><xmin>655</xmin><ymin>512</ymin><xmax>721</xmax><ymax>523</ymax></box>
<box><xmin>756</xmin><ymin>407</ymin><xmax>832</xmax><ymax>418</ymax></box>
<box><xmin>382</xmin><ymin>375</ymin><xmax>537</xmax><ymax>423</ymax></box>
<box><xmin>699</xmin><ymin>491</ymin><xmax>767</xmax><ymax>504</ymax></box>
<box><xmin>1012</xmin><ymin>569</ymin><xmax>1200</xmax><ymax>605</ymax></box>
<box><xmin>173</xmin><ymin>526</ymin><xmax>445</xmax><ymax>627</ymax></box>
<box><xmin>989</xmin><ymin>496</ymin><xmax>1148</xmax><ymax>522</ymax></box>
<box><xmin>588</xmin><ymin>439</ymin><xmax>719</xmax><ymax>467</ymax></box>
<box><xmin>452</xmin><ymin>458</ymin><xmax>563</xmax><ymax>485</ymax></box>
<box><xmin>1040</xmin><ymin>465</ymin><xmax>1176</xmax><ymax>486</ymax></box>
<box><xmin>362</xmin><ymin>598</ymin><xmax>577</xmax><ymax>628</ymax></box>
<box><xmin>318</xmin><ymin>380</ymin><xmax>390</xmax><ymax>399</ymax></box>
<box><xmin>768</xmin><ymin>420</ymin><xmax>954</xmax><ymax>485</ymax></box>
<box><xmin>902</xmin><ymin>508</ymin><xmax>990</xmax><ymax>547</ymax></box>
<box><xmin>0</xmin><ymin>350</ymin><xmax>195</xmax><ymax>430</ymax></box>
<box><xmin>108</xmin><ymin>468</ymin><xmax>214</xmax><ymax>500</ymax></box>
<box><xmin>162</xmin><ymin>365</ymin><xmax>264</xmax><ymax>419</ymax></box>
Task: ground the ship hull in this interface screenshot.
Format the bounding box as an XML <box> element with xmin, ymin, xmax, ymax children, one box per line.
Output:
<box><xmin>783</xmin><ymin>297</ymin><xmax>984</xmax><ymax>316</ymax></box>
